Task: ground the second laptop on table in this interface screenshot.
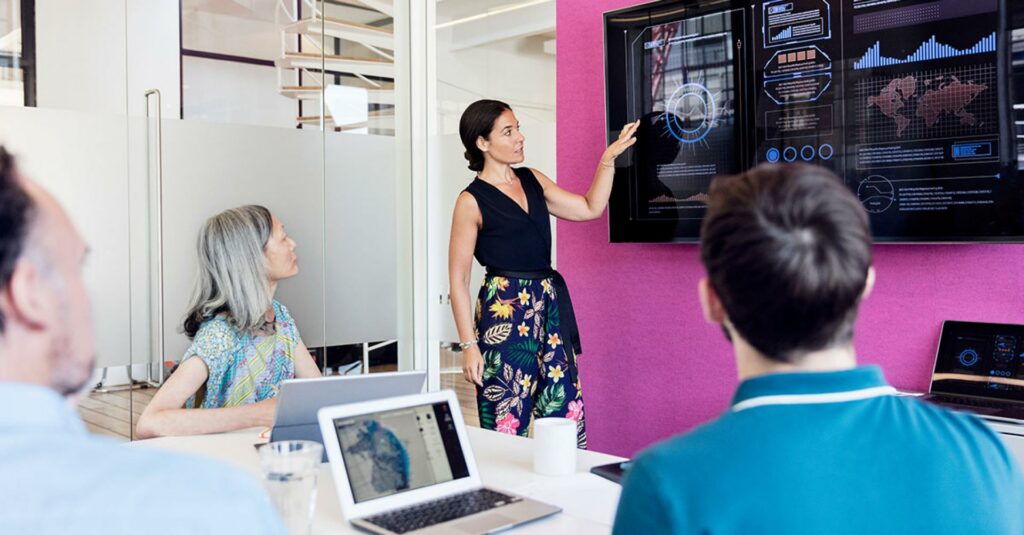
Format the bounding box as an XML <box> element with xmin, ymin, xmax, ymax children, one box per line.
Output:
<box><xmin>270</xmin><ymin>370</ymin><xmax>427</xmax><ymax>459</ymax></box>
<box><xmin>318</xmin><ymin>390</ymin><xmax>561</xmax><ymax>534</ymax></box>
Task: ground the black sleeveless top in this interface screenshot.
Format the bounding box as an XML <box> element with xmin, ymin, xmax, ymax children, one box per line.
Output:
<box><xmin>464</xmin><ymin>167</ymin><xmax>551</xmax><ymax>271</ymax></box>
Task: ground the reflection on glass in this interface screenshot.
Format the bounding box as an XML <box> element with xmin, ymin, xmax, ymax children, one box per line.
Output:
<box><xmin>0</xmin><ymin>0</ymin><xmax>30</xmax><ymax>106</ymax></box>
<box><xmin>181</xmin><ymin>0</ymin><xmax>395</xmax><ymax>134</ymax></box>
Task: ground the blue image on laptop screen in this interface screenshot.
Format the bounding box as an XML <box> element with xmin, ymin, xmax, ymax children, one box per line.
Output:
<box><xmin>933</xmin><ymin>321</ymin><xmax>1024</xmax><ymax>400</ymax></box>
<box><xmin>333</xmin><ymin>401</ymin><xmax>471</xmax><ymax>503</ymax></box>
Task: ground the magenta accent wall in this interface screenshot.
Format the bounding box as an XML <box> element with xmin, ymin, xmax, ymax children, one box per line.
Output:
<box><xmin>556</xmin><ymin>0</ymin><xmax>1024</xmax><ymax>458</ymax></box>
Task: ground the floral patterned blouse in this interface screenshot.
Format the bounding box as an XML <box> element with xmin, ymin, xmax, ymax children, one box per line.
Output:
<box><xmin>184</xmin><ymin>300</ymin><xmax>299</xmax><ymax>409</ymax></box>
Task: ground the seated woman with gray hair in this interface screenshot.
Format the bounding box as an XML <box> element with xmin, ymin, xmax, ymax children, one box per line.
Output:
<box><xmin>136</xmin><ymin>205</ymin><xmax>321</xmax><ymax>438</ymax></box>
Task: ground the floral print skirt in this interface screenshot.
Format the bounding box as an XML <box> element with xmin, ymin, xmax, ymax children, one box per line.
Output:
<box><xmin>474</xmin><ymin>275</ymin><xmax>586</xmax><ymax>448</ymax></box>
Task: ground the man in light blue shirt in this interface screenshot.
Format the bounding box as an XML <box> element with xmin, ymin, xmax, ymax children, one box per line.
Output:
<box><xmin>0</xmin><ymin>147</ymin><xmax>285</xmax><ymax>534</ymax></box>
<box><xmin>613</xmin><ymin>164</ymin><xmax>1024</xmax><ymax>534</ymax></box>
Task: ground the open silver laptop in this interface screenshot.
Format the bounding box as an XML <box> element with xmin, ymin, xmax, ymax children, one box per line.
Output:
<box><xmin>270</xmin><ymin>371</ymin><xmax>426</xmax><ymax>460</ymax></box>
<box><xmin>921</xmin><ymin>320</ymin><xmax>1024</xmax><ymax>422</ymax></box>
<box><xmin>318</xmin><ymin>390</ymin><xmax>560</xmax><ymax>534</ymax></box>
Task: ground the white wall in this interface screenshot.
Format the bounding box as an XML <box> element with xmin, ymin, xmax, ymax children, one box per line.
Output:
<box><xmin>34</xmin><ymin>0</ymin><xmax>127</xmax><ymax>114</ymax></box>
<box><xmin>0</xmin><ymin>106</ymin><xmax>132</xmax><ymax>369</ymax></box>
<box><xmin>435</xmin><ymin>32</ymin><xmax>556</xmax><ymax>135</ymax></box>
<box><xmin>35</xmin><ymin>0</ymin><xmax>179</xmax><ymax>117</ymax></box>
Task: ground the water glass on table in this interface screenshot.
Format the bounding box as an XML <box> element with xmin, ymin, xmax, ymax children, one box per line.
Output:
<box><xmin>260</xmin><ymin>440</ymin><xmax>323</xmax><ymax>535</ymax></box>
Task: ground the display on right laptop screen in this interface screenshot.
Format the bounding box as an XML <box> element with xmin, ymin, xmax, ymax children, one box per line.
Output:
<box><xmin>605</xmin><ymin>0</ymin><xmax>1024</xmax><ymax>243</ymax></box>
<box><xmin>932</xmin><ymin>321</ymin><xmax>1024</xmax><ymax>398</ymax></box>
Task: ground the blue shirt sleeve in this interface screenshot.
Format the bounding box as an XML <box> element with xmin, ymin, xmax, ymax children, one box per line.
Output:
<box><xmin>613</xmin><ymin>457</ymin><xmax>679</xmax><ymax>534</ymax></box>
<box><xmin>273</xmin><ymin>300</ymin><xmax>301</xmax><ymax>346</ymax></box>
<box><xmin>172</xmin><ymin>467</ymin><xmax>287</xmax><ymax>534</ymax></box>
<box><xmin>185</xmin><ymin>318</ymin><xmax>236</xmax><ymax>376</ymax></box>
<box><xmin>128</xmin><ymin>452</ymin><xmax>288</xmax><ymax>534</ymax></box>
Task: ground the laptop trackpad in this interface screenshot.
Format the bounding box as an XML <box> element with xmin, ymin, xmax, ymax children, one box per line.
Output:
<box><xmin>451</xmin><ymin>513</ymin><xmax>518</xmax><ymax>534</ymax></box>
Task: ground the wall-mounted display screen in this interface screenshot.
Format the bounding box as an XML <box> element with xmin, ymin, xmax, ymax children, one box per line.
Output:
<box><xmin>606</xmin><ymin>0</ymin><xmax>1022</xmax><ymax>243</ymax></box>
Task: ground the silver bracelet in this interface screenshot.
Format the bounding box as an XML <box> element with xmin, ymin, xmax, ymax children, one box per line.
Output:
<box><xmin>458</xmin><ymin>339</ymin><xmax>478</xmax><ymax>350</ymax></box>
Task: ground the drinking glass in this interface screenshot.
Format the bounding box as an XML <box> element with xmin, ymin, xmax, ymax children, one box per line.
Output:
<box><xmin>260</xmin><ymin>440</ymin><xmax>323</xmax><ymax>535</ymax></box>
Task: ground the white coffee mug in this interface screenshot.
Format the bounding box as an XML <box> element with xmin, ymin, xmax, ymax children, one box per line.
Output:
<box><xmin>533</xmin><ymin>417</ymin><xmax>577</xmax><ymax>476</ymax></box>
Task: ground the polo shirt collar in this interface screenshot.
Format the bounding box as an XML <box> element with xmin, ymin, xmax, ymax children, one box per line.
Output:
<box><xmin>0</xmin><ymin>381</ymin><xmax>87</xmax><ymax>433</ymax></box>
<box><xmin>731</xmin><ymin>365</ymin><xmax>897</xmax><ymax>412</ymax></box>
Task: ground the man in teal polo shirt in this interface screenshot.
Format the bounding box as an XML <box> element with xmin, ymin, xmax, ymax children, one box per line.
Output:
<box><xmin>613</xmin><ymin>164</ymin><xmax>1024</xmax><ymax>534</ymax></box>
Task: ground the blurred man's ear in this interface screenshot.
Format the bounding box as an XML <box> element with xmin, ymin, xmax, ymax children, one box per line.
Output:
<box><xmin>698</xmin><ymin>277</ymin><xmax>727</xmax><ymax>324</ymax></box>
<box><xmin>4</xmin><ymin>257</ymin><xmax>53</xmax><ymax>331</ymax></box>
<box><xmin>862</xmin><ymin>266</ymin><xmax>876</xmax><ymax>300</ymax></box>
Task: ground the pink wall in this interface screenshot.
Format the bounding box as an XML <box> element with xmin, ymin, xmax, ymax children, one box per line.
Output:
<box><xmin>556</xmin><ymin>0</ymin><xmax>1024</xmax><ymax>458</ymax></box>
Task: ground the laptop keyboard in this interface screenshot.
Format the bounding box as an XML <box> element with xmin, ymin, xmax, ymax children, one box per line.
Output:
<box><xmin>931</xmin><ymin>394</ymin><xmax>1012</xmax><ymax>409</ymax></box>
<box><xmin>363</xmin><ymin>488</ymin><xmax>521</xmax><ymax>534</ymax></box>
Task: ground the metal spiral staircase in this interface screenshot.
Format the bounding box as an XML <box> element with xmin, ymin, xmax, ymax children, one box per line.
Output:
<box><xmin>276</xmin><ymin>0</ymin><xmax>395</xmax><ymax>134</ymax></box>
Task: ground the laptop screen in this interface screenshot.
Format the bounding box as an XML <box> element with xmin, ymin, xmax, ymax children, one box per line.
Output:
<box><xmin>932</xmin><ymin>321</ymin><xmax>1024</xmax><ymax>400</ymax></box>
<box><xmin>331</xmin><ymin>401</ymin><xmax>471</xmax><ymax>503</ymax></box>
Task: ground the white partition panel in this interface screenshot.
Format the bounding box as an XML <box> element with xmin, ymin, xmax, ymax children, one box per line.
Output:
<box><xmin>34</xmin><ymin>0</ymin><xmax>127</xmax><ymax>114</ymax></box>
<box><xmin>325</xmin><ymin>134</ymin><xmax>400</xmax><ymax>347</ymax></box>
<box><xmin>157</xmin><ymin>119</ymin><xmax>326</xmax><ymax>363</ymax></box>
<box><xmin>0</xmin><ymin>106</ymin><xmax>131</xmax><ymax>369</ymax></box>
<box><xmin>182</xmin><ymin>57</ymin><xmax>297</xmax><ymax>128</ymax></box>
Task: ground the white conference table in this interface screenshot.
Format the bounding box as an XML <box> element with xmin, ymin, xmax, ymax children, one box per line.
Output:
<box><xmin>131</xmin><ymin>427</ymin><xmax>627</xmax><ymax>534</ymax></box>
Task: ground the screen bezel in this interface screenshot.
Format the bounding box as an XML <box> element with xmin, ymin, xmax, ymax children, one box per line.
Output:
<box><xmin>317</xmin><ymin>390</ymin><xmax>481</xmax><ymax>520</ymax></box>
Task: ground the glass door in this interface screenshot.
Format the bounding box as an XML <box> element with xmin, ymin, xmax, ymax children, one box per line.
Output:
<box><xmin>425</xmin><ymin>0</ymin><xmax>557</xmax><ymax>426</ymax></box>
<box><xmin>126</xmin><ymin>0</ymin><xmax>419</xmax><ymax>438</ymax></box>
<box><xmin>0</xmin><ymin>0</ymin><xmax>137</xmax><ymax>440</ymax></box>
<box><xmin>318</xmin><ymin>0</ymin><xmax>416</xmax><ymax>377</ymax></box>
<box><xmin>125</xmin><ymin>0</ymin><xmax>328</xmax><ymax>427</ymax></box>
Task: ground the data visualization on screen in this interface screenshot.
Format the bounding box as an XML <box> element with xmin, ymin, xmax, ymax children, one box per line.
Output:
<box><xmin>755</xmin><ymin>0</ymin><xmax>842</xmax><ymax>177</ymax></box>
<box><xmin>607</xmin><ymin>7</ymin><xmax>748</xmax><ymax>242</ymax></box>
<box><xmin>840</xmin><ymin>0</ymin><xmax>1014</xmax><ymax>240</ymax></box>
<box><xmin>605</xmin><ymin>0</ymin><xmax>1022</xmax><ymax>243</ymax></box>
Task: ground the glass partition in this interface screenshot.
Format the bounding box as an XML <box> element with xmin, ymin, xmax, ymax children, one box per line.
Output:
<box><xmin>428</xmin><ymin>0</ymin><xmax>557</xmax><ymax>426</ymax></box>
<box><xmin>322</xmin><ymin>0</ymin><xmax>414</xmax><ymax>376</ymax></box>
<box><xmin>0</xmin><ymin>0</ymin><xmax>136</xmax><ymax>439</ymax></box>
<box><xmin>134</xmin><ymin>0</ymin><xmax>416</xmax><ymax>418</ymax></box>
<box><xmin>0</xmin><ymin>0</ymin><xmax>417</xmax><ymax>446</ymax></box>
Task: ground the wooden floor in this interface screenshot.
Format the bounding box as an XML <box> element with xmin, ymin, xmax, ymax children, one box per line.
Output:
<box><xmin>74</xmin><ymin>362</ymin><xmax>486</xmax><ymax>442</ymax></box>
<box><xmin>77</xmin><ymin>388</ymin><xmax>153</xmax><ymax>442</ymax></box>
<box><xmin>440</xmin><ymin>345</ymin><xmax>480</xmax><ymax>429</ymax></box>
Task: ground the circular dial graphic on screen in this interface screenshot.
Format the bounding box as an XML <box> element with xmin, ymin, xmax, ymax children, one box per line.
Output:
<box><xmin>664</xmin><ymin>82</ymin><xmax>716</xmax><ymax>144</ymax></box>
<box><xmin>958</xmin><ymin>348</ymin><xmax>980</xmax><ymax>367</ymax></box>
<box><xmin>857</xmin><ymin>175</ymin><xmax>895</xmax><ymax>214</ymax></box>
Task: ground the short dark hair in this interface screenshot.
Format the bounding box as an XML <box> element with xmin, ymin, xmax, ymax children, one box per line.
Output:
<box><xmin>0</xmin><ymin>147</ymin><xmax>36</xmax><ymax>332</ymax></box>
<box><xmin>699</xmin><ymin>163</ymin><xmax>872</xmax><ymax>362</ymax></box>
<box><xmin>459</xmin><ymin>99</ymin><xmax>512</xmax><ymax>172</ymax></box>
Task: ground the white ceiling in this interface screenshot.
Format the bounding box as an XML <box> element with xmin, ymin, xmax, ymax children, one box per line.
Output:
<box><xmin>182</xmin><ymin>0</ymin><xmax>393</xmax><ymax>26</ymax></box>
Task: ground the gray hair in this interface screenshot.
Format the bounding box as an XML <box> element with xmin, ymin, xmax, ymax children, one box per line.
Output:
<box><xmin>182</xmin><ymin>205</ymin><xmax>273</xmax><ymax>338</ymax></box>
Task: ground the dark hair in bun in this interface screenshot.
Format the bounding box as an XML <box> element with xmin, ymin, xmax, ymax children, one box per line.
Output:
<box><xmin>459</xmin><ymin>99</ymin><xmax>512</xmax><ymax>172</ymax></box>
